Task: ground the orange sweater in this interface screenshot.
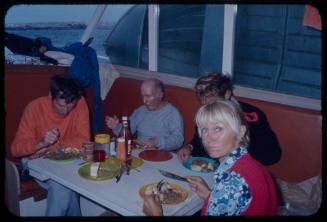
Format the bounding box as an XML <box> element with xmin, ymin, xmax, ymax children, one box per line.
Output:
<box><xmin>11</xmin><ymin>96</ymin><xmax>90</xmax><ymax>157</ymax></box>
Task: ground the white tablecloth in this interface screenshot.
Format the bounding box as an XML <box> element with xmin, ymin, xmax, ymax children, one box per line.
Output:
<box><xmin>28</xmin><ymin>150</ymin><xmax>214</xmax><ymax>216</ymax></box>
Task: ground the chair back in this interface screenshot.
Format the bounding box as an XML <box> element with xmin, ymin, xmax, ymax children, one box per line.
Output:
<box><xmin>5</xmin><ymin>159</ymin><xmax>21</xmax><ymax>216</ymax></box>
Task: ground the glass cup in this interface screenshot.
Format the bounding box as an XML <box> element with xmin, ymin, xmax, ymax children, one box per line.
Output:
<box><xmin>93</xmin><ymin>150</ymin><xmax>106</xmax><ymax>162</ymax></box>
<box><xmin>82</xmin><ymin>142</ymin><xmax>94</xmax><ymax>162</ymax></box>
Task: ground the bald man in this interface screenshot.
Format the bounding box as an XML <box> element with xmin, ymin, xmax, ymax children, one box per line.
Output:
<box><xmin>105</xmin><ymin>78</ymin><xmax>184</xmax><ymax>151</ymax></box>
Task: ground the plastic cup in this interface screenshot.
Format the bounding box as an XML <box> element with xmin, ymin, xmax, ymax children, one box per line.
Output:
<box><xmin>82</xmin><ymin>142</ymin><xmax>94</xmax><ymax>162</ymax></box>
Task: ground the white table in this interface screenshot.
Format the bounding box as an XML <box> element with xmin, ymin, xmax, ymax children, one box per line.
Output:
<box><xmin>28</xmin><ymin>150</ymin><xmax>214</xmax><ymax>216</ymax></box>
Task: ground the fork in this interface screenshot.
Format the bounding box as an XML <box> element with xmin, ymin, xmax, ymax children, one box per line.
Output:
<box><xmin>156</xmin><ymin>179</ymin><xmax>165</xmax><ymax>192</ymax></box>
<box><xmin>115</xmin><ymin>167</ymin><xmax>124</xmax><ymax>183</ymax></box>
<box><xmin>56</xmin><ymin>128</ymin><xmax>62</xmax><ymax>147</ymax></box>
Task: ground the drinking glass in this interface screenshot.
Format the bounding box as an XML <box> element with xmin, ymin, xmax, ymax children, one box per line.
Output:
<box><xmin>93</xmin><ymin>150</ymin><xmax>106</xmax><ymax>162</ymax></box>
<box><xmin>82</xmin><ymin>142</ymin><xmax>94</xmax><ymax>162</ymax></box>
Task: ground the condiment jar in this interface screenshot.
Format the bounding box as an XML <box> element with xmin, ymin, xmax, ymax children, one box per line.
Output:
<box><xmin>94</xmin><ymin>134</ymin><xmax>111</xmax><ymax>159</ymax></box>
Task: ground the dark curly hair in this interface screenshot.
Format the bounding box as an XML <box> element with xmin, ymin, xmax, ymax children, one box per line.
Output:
<box><xmin>194</xmin><ymin>72</ymin><xmax>234</xmax><ymax>100</ymax></box>
<box><xmin>50</xmin><ymin>74</ymin><xmax>84</xmax><ymax>103</ymax></box>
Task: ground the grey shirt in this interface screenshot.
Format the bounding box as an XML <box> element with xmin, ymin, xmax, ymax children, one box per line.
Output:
<box><xmin>113</xmin><ymin>102</ymin><xmax>184</xmax><ymax>151</ymax></box>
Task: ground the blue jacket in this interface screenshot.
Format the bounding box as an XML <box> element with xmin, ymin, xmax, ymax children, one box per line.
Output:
<box><xmin>63</xmin><ymin>42</ymin><xmax>102</xmax><ymax>133</ymax></box>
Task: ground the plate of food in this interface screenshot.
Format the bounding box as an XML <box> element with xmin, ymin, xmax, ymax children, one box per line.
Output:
<box><xmin>44</xmin><ymin>147</ymin><xmax>82</xmax><ymax>163</ymax></box>
<box><xmin>182</xmin><ymin>156</ymin><xmax>218</xmax><ymax>173</ymax></box>
<box><xmin>78</xmin><ymin>162</ymin><xmax>119</xmax><ymax>181</ymax></box>
<box><xmin>139</xmin><ymin>181</ymin><xmax>188</xmax><ymax>205</ymax></box>
<box><xmin>138</xmin><ymin>150</ymin><xmax>173</xmax><ymax>162</ymax></box>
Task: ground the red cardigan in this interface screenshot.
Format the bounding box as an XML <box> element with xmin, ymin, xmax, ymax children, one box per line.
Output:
<box><xmin>202</xmin><ymin>153</ymin><xmax>278</xmax><ymax>216</ymax></box>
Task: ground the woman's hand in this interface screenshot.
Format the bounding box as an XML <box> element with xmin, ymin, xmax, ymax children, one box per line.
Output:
<box><xmin>105</xmin><ymin>115</ymin><xmax>119</xmax><ymax>129</ymax></box>
<box><xmin>186</xmin><ymin>176</ymin><xmax>211</xmax><ymax>199</ymax></box>
<box><xmin>176</xmin><ymin>145</ymin><xmax>192</xmax><ymax>161</ymax></box>
<box><xmin>143</xmin><ymin>194</ymin><xmax>163</xmax><ymax>216</ymax></box>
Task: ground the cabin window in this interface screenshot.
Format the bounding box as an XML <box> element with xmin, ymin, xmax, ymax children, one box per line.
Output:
<box><xmin>234</xmin><ymin>5</ymin><xmax>321</xmax><ymax>99</ymax></box>
<box><xmin>104</xmin><ymin>5</ymin><xmax>147</xmax><ymax>66</ymax></box>
<box><xmin>5</xmin><ymin>5</ymin><xmax>130</xmax><ymax>58</ymax></box>
<box><xmin>105</xmin><ymin>4</ymin><xmax>321</xmax><ymax>102</ymax></box>
<box><xmin>6</xmin><ymin>4</ymin><xmax>320</xmax><ymax>107</ymax></box>
<box><xmin>157</xmin><ymin>5</ymin><xmax>207</xmax><ymax>77</ymax></box>
<box><xmin>105</xmin><ymin>5</ymin><xmax>224</xmax><ymax>78</ymax></box>
<box><xmin>149</xmin><ymin>5</ymin><xmax>225</xmax><ymax>78</ymax></box>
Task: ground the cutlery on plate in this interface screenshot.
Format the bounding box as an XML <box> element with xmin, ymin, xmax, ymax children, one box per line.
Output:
<box><xmin>126</xmin><ymin>159</ymin><xmax>131</xmax><ymax>175</ymax></box>
<box><xmin>156</xmin><ymin>179</ymin><xmax>165</xmax><ymax>192</ymax></box>
<box><xmin>158</xmin><ymin>169</ymin><xmax>187</xmax><ymax>182</ymax></box>
<box><xmin>97</xmin><ymin>163</ymin><xmax>102</xmax><ymax>175</ymax></box>
<box><xmin>115</xmin><ymin>168</ymin><xmax>124</xmax><ymax>183</ymax></box>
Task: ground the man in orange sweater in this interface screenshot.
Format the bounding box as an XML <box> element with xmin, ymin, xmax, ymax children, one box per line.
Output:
<box><xmin>11</xmin><ymin>74</ymin><xmax>90</xmax><ymax>216</ymax></box>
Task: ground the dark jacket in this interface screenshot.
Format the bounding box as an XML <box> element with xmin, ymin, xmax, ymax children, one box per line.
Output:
<box><xmin>190</xmin><ymin>101</ymin><xmax>282</xmax><ymax>166</ymax></box>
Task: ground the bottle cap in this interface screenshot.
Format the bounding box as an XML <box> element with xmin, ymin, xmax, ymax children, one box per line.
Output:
<box><xmin>117</xmin><ymin>137</ymin><xmax>125</xmax><ymax>142</ymax></box>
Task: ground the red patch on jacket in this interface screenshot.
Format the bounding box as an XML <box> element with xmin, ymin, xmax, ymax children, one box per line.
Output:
<box><xmin>243</xmin><ymin>112</ymin><xmax>259</xmax><ymax>122</ymax></box>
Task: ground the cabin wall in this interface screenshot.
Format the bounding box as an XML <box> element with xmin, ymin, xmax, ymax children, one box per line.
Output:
<box><xmin>103</xmin><ymin>78</ymin><xmax>322</xmax><ymax>183</ymax></box>
<box><xmin>236</xmin><ymin>97</ymin><xmax>322</xmax><ymax>182</ymax></box>
<box><xmin>5</xmin><ymin>64</ymin><xmax>322</xmax><ymax>183</ymax></box>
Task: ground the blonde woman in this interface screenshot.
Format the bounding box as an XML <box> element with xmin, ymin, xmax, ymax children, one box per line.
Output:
<box><xmin>143</xmin><ymin>100</ymin><xmax>278</xmax><ymax>216</ymax></box>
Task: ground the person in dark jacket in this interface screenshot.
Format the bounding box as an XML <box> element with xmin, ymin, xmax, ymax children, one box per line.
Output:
<box><xmin>177</xmin><ymin>72</ymin><xmax>281</xmax><ymax>166</ymax></box>
<box><xmin>5</xmin><ymin>32</ymin><xmax>59</xmax><ymax>64</ymax></box>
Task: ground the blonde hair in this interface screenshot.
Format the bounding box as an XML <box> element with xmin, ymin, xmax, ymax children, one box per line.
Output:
<box><xmin>195</xmin><ymin>100</ymin><xmax>249</xmax><ymax>147</ymax></box>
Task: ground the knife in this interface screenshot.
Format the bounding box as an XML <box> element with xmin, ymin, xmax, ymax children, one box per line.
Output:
<box><xmin>158</xmin><ymin>169</ymin><xmax>187</xmax><ymax>182</ymax></box>
<box><xmin>97</xmin><ymin>163</ymin><xmax>101</xmax><ymax>176</ymax></box>
<box><xmin>115</xmin><ymin>168</ymin><xmax>124</xmax><ymax>183</ymax></box>
<box><xmin>126</xmin><ymin>159</ymin><xmax>131</xmax><ymax>175</ymax></box>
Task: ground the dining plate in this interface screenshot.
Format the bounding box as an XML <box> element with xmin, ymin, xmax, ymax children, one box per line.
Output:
<box><xmin>44</xmin><ymin>147</ymin><xmax>82</xmax><ymax>163</ymax></box>
<box><xmin>45</xmin><ymin>158</ymin><xmax>79</xmax><ymax>164</ymax></box>
<box><xmin>78</xmin><ymin>161</ymin><xmax>119</xmax><ymax>181</ymax></box>
<box><xmin>139</xmin><ymin>182</ymin><xmax>188</xmax><ymax>205</ymax></box>
<box><xmin>182</xmin><ymin>156</ymin><xmax>218</xmax><ymax>173</ymax></box>
<box><xmin>78</xmin><ymin>156</ymin><xmax>144</xmax><ymax>181</ymax></box>
<box><xmin>138</xmin><ymin>150</ymin><xmax>173</xmax><ymax>162</ymax></box>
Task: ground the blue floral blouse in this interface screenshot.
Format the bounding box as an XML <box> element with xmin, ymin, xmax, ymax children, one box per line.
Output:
<box><xmin>206</xmin><ymin>146</ymin><xmax>252</xmax><ymax>216</ymax></box>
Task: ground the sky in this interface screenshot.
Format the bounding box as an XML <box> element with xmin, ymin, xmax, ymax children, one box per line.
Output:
<box><xmin>4</xmin><ymin>4</ymin><xmax>133</xmax><ymax>24</ymax></box>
